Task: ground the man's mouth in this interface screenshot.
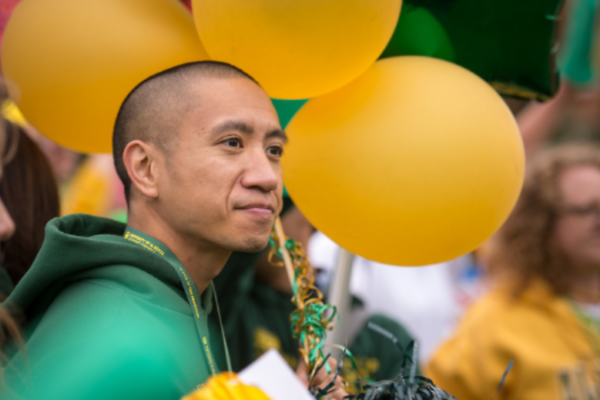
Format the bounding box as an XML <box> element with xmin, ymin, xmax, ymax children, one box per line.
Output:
<box><xmin>237</xmin><ymin>203</ymin><xmax>276</xmax><ymax>217</ymax></box>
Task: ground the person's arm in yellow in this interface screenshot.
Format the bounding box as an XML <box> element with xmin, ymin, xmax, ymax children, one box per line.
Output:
<box><xmin>425</xmin><ymin>294</ymin><xmax>516</xmax><ymax>400</ymax></box>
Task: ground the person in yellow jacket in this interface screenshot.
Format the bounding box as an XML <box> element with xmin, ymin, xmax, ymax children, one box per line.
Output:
<box><xmin>427</xmin><ymin>144</ymin><xmax>600</xmax><ymax>400</ymax></box>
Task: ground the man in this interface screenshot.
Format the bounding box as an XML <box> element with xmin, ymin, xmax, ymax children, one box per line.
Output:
<box><xmin>427</xmin><ymin>144</ymin><xmax>600</xmax><ymax>400</ymax></box>
<box><xmin>211</xmin><ymin>197</ymin><xmax>418</xmax><ymax>393</ymax></box>
<box><xmin>0</xmin><ymin>61</ymin><xmax>344</xmax><ymax>399</ymax></box>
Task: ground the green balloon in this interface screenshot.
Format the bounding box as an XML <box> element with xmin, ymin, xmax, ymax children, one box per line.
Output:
<box><xmin>271</xmin><ymin>100</ymin><xmax>306</xmax><ymax>201</ymax></box>
<box><xmin>271</xmin><ymin>98</ymin><xmax>307</xmax><ymax>129</ymax></box>
<box><xmin>380</xmin><ymin>4</ymin><xmax>454</xmax><ymax>62</ymax></box>
<box><xmin>381</xmin><ymin>0</ymin><xmax>563</xmax><ymax>100</ymax></box>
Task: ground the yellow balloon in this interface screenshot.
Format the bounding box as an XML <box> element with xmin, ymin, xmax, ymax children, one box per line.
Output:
<box><xmin>2</xmin><ymin>0</ymin><xmax>208</xmax><ymax>154</ymax></box>
<box><xmin>283</xmin><ymin>57</ymin><xmax>525</xmax><ymax>266</ymax></box>
<box><xmin>183</xmin><ymin>373</ymin><xmax>271</xmax><ymax>400</ymax></box>
<box><xmin>192</xmin><ymin>0</ymin><xmax>401</xmax><ymax>100</ymax></box>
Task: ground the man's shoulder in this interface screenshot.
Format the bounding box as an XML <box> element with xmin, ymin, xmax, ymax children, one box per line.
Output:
<box><xmin>43</xmin><ymin>265</ymin><xmax>190</xmax><ymax>325</ymax></box>
<box><xmin>12</xmin><ymin>270</ymin><xmax>198</xmax><ymax>380</ymax></box>
<box><xmin>15</xmin><ymin>265</ymin><xmax>188</xmax><ymax>350</ymax></box>
<box><xmin>3</xmin><ymin>307</ymin><xmax>193</xmax><ymax>400</ymax></box>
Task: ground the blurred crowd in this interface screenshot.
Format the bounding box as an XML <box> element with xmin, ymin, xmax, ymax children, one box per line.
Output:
<box><xmin>2</xmin><ymin>1</ymin><xmax>600</xmax><ymax>400</ymax></box>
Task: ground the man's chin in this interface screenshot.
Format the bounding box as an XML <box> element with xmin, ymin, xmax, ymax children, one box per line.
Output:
<box><xmin>231</xmin><ymin>234</ymin><xmax>271</xmax><ymax>254</ymax></box>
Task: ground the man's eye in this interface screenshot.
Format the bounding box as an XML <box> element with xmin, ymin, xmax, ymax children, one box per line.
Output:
<box><xmin>224</xmin><ymin>138</ymin><xmax>242</xmax><ymax>148</ymax></box>
<box><xmin>267</xmin><ymin>146</ymin><xmax>283</xmax><ymax>157</ymax></box>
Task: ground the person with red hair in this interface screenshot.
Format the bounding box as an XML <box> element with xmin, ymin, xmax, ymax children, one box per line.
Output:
<box><xmin>428</xmin><ymin>144</ymin><xmax>600</xmax><ymax>400</ymax></box>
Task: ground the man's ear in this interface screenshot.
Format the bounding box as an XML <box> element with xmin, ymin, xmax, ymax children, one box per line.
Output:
<box><xmin>123</xmin><ymin>140</ymin><xmax>160</xmax><ymax>199</ymax></box>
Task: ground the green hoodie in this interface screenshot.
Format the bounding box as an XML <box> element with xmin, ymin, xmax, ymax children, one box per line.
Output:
<box><xmin>1</xmin><ymin>214</ymin><xmax>224</xmax><ymax>400</ymax></box>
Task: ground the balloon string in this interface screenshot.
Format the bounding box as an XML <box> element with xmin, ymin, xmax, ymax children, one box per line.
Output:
<box><xmin>273</xmin><ymin>218</ymin><xmax>295</xmax><ymax>289</ymax></box>
<box><xmin>269</xmin><ymin>218</ymin><xmax>336</xmax><ymax>376</ymax></box>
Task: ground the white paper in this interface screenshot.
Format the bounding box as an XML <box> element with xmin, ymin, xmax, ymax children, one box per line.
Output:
<box><xmin>239</xmin><ymin>349</ymin><xmax>315</xmax><ymax>400</ymax></box>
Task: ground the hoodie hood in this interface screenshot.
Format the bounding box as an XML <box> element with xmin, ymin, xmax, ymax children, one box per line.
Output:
<box><xmin>4</xmin><ymin>213</ymin><xmax>181</xmax><ymax>317</ymax></box>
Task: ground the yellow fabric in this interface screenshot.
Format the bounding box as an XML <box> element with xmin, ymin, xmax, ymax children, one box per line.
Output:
<box><xmin>61</xmin><ymin>158</ymin><xmax>111</xmax><ymax>217</ymax></box>
<box><xmin>426</xmin><ymin>281</ymin><xmax>600</xmax><ymax>400</ymax></box>
<box><xmin>182</xmin><ymin>372</ymin><xmax>271</xmax><ymax>400</ymax></box>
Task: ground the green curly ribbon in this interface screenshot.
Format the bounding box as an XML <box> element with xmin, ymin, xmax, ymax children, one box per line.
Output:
<box><xmin>270</xmin><ymin>224</ymin><xmax>458</xmax><ymax>400</ymax></box>
<box><xmin>290</xmin><ymin>300</ymin><xmax>336</xmax><ymax>374</ymax></box>
<box><xmin>269</xmin><ymin>225</ymin><xmax>336</xmax><ymax>376</ymax></box>
<box><xmin>269</xmin><ymin>237</ymin><xmax>297</xmax><ymax>259</ymax></box>
<box><xmin>327</xmin><ymin>344</ymin><xmax>370</xmax><ymax>383</ymax></box>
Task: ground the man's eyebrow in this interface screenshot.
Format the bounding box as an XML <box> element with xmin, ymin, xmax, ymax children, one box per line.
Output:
<box><xmin>266</xmin><ymin>129</ymin><xmax>288</xmax><ymax>143</ymax></box>
<box><xmin>211</xmin><ymin>120</ymin><xmax>288</xmax><ymax>143</ymax></box>
<box><xmin>211</xmin><ymin>120</ymin><xmax>254</xmax><ymax>135</ymax></box>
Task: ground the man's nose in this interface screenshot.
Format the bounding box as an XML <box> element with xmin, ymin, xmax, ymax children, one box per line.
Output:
<box><xmin>241</xmin><ymin>149</ymin><xmax>279</xmax><ymax>192</ymax></box>
<box><xmin>0</xmin><ymin>199</ymin><xmax>15</xmax><ymax>242</ymax></box>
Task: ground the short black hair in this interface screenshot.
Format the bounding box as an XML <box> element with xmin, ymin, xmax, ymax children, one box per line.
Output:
<box><xmin>112</xmin><ymin>61</ymin><xmax>258</xmax><ymax>202</ymax></box>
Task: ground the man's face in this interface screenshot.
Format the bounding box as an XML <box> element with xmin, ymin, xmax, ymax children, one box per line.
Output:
<box><xmin>156</xmin><ymin>77</ymin><xmax>285</xmax><ymax>253</ymax></box>
<box><xmin>554</xmin><ymin>165</ymin><xmax>600</xmax><ymax>271</ymax></box>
